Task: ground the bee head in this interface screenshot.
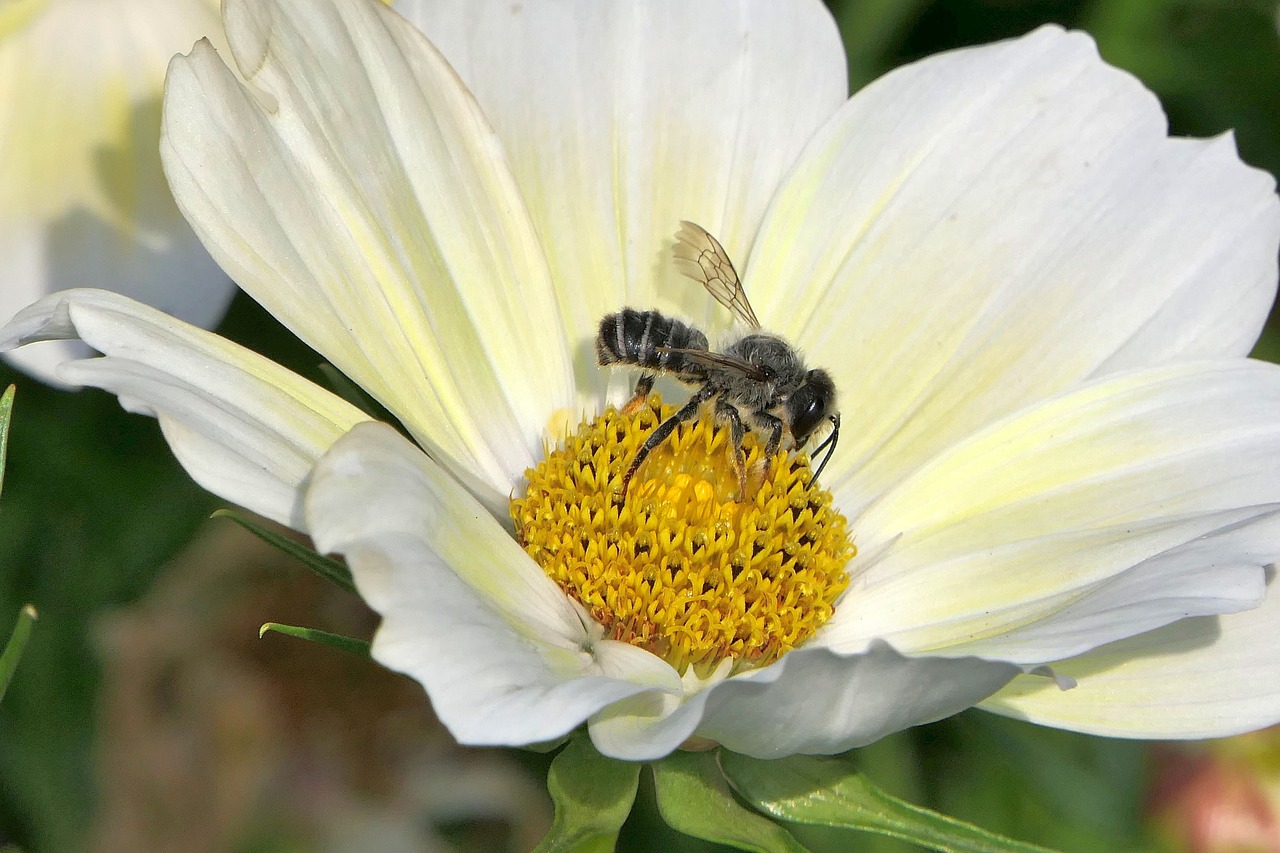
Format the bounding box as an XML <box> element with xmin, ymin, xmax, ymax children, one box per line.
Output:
<box><xmin>789</xmin><ymin>368</ymin><xmax>837</xmax><ymax>446</ymax></box>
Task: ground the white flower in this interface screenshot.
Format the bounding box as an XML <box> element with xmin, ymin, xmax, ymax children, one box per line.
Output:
<box><xmin>0</xmin><ymin>0</ymin><xmax>235</xmax><ymax>385</ymax></box>
<box><xmin>5</xmin><ymin>0</ymin><xmax>1280</xmax><ymax>761</ymax></box>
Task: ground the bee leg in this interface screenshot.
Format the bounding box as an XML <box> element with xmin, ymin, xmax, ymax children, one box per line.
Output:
<box><xmin>756</xmin><ymin>413</ymin><xmax>785</xmax><ymax>478</ymax></box>
<box><xmin>620</xmin><ymin>385</ymin><xmax>714</xmax><ymax>498</ymax></box>
<box><xmin>622</xmin><ymin>372</ymin><xmax>656</xmax><ymax>414</ymax></box>
<box><xmin>714</xmin><ymin>400</ymin><xmax>748</xmax><ymax>499</ymax></box>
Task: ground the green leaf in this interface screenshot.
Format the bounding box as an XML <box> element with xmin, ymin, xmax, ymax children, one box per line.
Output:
<box><xmin>213</xmin><ymin>508</ymin><xmax>356</xmax><ymax>593</ymax></box>
<box><xmin>1085</xmin><ymin>0</ymin><xmax>1280</xmax><ymax>179</ymax></box>
<box><xmin>534</xmin><ymin>735</ymin><xmax>641</xmax><ymax>853</ymax></box>
<box><xmin>722</xmin><ymin>753</ymin><xmax>1060</xmax><ymax>853</ymax></box>
<box><xmin>653</xmin><ymin>751</ymin><xmax>807</xmax><ymax>853</ymax></box>
<box><xmin>318</xmin><ymin>362</ymin><xmax>383</xmax><ymax>419</ymax></box>
<box><xmin>933</xmin><ymin>713</ymin><xmax>1150</xmax><ymax>850</ymax></box>
<box><xmin>0</xmin><ymin>384</ymin><xmax>14</xmax><ymax>502</ymax></box>
<box><xmin>259</xmin><ymin>622</ymin><xmax>370</xmax><ymax>657</ymax></box>
<box><xmin>828</xmin><ymin>0</ymin><xmax>932</xmax><ymax>89</ymax></box>
<box><xmin>1252</xmin><ymin>326</ymin><xmax>1280</xmax><ymax>364</ymax></box>
<box><xmin>0</xmin><ymin>604</ymin><xmax>37</xmax><ymax>703</ymax></box>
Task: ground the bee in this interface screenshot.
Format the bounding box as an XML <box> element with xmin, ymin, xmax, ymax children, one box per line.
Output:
<box><xmin>595</xmin><ymin>220</ymin><xmax>840</xmax><ymax>499</ymax></box>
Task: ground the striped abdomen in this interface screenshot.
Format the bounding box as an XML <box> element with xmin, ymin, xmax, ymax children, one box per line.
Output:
<box><xmin>595</xmin><ymin>309</ymin><xmax>709</xmax><ymax>377</ymax></box>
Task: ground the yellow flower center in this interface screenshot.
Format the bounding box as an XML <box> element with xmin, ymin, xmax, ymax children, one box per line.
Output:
<box><xmin>511</xmin><ymin>396</ymin><xmax>855</xmax><ymax>677</ymax></box>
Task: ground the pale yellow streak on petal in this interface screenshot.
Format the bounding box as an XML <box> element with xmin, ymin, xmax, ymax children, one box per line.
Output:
<box><xmin>0</xmin><ymin>0</ymin><xmax>48</xmax><ymax>37</ymax></box>
<box><xmin>0</xmin><ymin>0</ymin><xmax>221</xmax><ymax>233</ymax></box>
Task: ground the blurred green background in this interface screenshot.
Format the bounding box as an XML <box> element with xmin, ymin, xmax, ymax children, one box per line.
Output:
<box><xmin>3</xmin><ymin>0</ymin><xmax>1280</xmax><ymax>850</ymax></box>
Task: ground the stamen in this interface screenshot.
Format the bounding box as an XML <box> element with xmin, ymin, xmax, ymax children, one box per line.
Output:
<box><xmin>511</xmin><ymin>396</ymin><xmax>855</xmax><ymax>677</ymax></box>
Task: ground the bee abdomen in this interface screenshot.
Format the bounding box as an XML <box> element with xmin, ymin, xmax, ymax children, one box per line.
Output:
<box><xmin>596</xmin><ymin>308</ymin><xmax>708</xmax><ymax>370</ymax></box>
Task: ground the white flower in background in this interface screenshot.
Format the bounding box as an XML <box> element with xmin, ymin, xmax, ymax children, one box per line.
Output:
<box><xmin>5</xmin><ymin>0</ymin><xmax>1280</xmax><ymax>761</ymax></box>
<box><xmin>0</xmin><ymin>0</ymin><xmax>235</xmax><ymax>385</ymax></box>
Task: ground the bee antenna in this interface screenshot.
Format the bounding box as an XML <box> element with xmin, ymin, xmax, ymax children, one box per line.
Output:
<box><xmin>810</xmin><ymin>414</ymin><xmax>840</xmax><ymax>482</ymax></box>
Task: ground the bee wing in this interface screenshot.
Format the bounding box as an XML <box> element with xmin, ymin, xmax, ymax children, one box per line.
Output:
<box><xmin>673</xmin><ymin>220</ymin><xmax>761</xmax><ymax>330</ymax></box>
<box><xmin>657</xmin><ymin>346</ymin><xmax>769</xmax><ymax>381</ymax></box>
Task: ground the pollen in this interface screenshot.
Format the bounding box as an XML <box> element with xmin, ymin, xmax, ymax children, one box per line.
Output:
<box><xmin>511</xmin><ymin>396</ymin><xmax>854</xmax><ymax>677</ymax></box>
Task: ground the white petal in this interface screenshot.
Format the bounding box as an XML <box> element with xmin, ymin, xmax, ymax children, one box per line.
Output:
<box><xmin>161</xmin><ymin>0</ymin><xmax>574</xmax><ymax>506</ymax></box>
<box><xmin>306</xmin><ymin>422</ymin><xmax>678</xmax><ymax>748</ymax></box>
<box><xmin>587</xmin><ymin>643</ymin><xmax>1019</xmax><ymax>761</ymax></box>
<box><xmin>0</xmin><ymin>289</ymin><xmax>368</xmax><ymax>528</ymax></box>
<box><xmin>981</xmin><ymin>574</ymin><xmax>1280</xmax><ymax>739</ymax></box>
<box><xmin>588</xmin><ymin>692</ymin><xmax>705</xmax><ymax>763</ymax></box>
<box><xmin>746</xmin><ymin>26</ymin><xmax>1280</xmax><ymax>503</ymax></box>
<box><xmin>824</xmin><ymin>360</ymin><xmax>1280</xmax><ymax>663</ymax></box>
<box><xmin>945</xmin><ymin>513</ymin><xmax>1280</xmax><ymax>663</ymax></box>
<box><xmin>398</xmin><ymin>0</ymin><xmax>847</xmax><ymax>398</ymax></box>
<box><xmin>0</xmin><ymin>0</ymin><xmax>235</xmax><ymax>386</ymax></box>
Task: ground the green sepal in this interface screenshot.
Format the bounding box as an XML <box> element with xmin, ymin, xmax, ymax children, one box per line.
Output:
<box><xmin>522</xmin><ymin>734</ymin><xmax>572</xmax><ymax>754</ymax></box>
<box><xmin>534</xmin><ymin>734</ymin><xmax>640</xmax><ymax>853</ymax></box>
<box><xmin>0</xmin><ymin>604</ymin><xmax>37</xmax><ymax>703</ymax></box>
<box><xmin>653</xmin><ymin>750</ymin><xmax>807</xmax><ymax>853</ymax></box>
<box><xmin>213</xmin><ymin>508</ymin><xmax>356</xmax><ymax>593</ymax></box>
<box><xmin>722</xmin><ymin>753</ymin><xmax>1061</xmax><ymax>853</ymax></box>
<box><xmin>259</xmin><ymin>622</ymin><xmax>370</xmax><ymax>658</ymax></box>
<box><xmin>0</xmin><ymin>384</ymin><xmax>14</xmax><ymax>502</ymax></box>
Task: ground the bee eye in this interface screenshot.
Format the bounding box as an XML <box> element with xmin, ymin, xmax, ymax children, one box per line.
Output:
<box><xmin>792</xmin><ymin>395</ymin><xmax>825</xmax><ymax>443</ymax></box>
<box><xmin>793</xmin><ymin>394</ymin><xmax>824</xmax><ymax>440</ymax></box>
<box><xmin>790</xmin><ymin>370</ymin><xmax>836</xmax><ymax>446</ymax></box>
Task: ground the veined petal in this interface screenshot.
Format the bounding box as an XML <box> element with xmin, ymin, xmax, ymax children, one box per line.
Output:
<box><xmin>747</xmin><ymin>26</ymin><xmax>1280</xmax><ymax>503</ymax></box>
<box><xmin>161</xmin><ymin>0</ymin><xmax>573</xmax><ymax>507</ymax></box>
<box><xmin>398</xmin><ymin>0</ymin><xmax>847</xmax><ymax>399</ymax></box>
<box><xmin>939</xmin><ymin>512</ymin><xmax>1280</xmax><ymax>664</ymax></box>
<box><xmin>981</xmin><ymin>574</ymin><xmax>1280</xmax><ymax>739</ymax></box>
<box><xmin>0</xmin><ymin>0</ymin><xmax>234</xmax><ymax>385</ymax></box>
<box><xmin>306</xmin><ymin>422</ymin><xmax>678</xmax><ymax>748</ymax></box>
<box><xmin>0</xmin><ymin>289</ymin><xmax>369</xmax><ymax>528</ymax></box>
<box><xmin>587</xmin><ymin>643</ymin><xmax>1019</xmax><ymax>761</ymax></box>
<box><xmin>824</xmin><ymin>360</ymin><xmax>1280</xmax><ymax>663</ymax></box>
